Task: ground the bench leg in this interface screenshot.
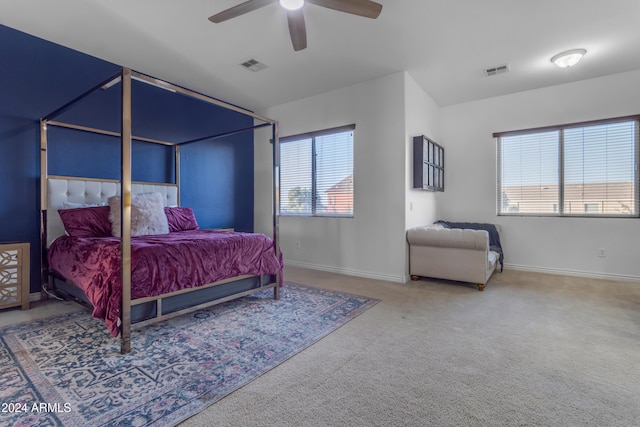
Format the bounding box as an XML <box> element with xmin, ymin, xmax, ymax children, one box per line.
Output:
<box><xmin>477</xmin><ymin>283</ymin><xmax>485</xmax><ymax>291</ymax></box>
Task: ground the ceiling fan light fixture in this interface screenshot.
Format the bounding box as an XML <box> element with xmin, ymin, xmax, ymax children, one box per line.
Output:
<box><xmin>279</xmin><ymin>0</ymin><xmax>304</xmax><ymax>11</ymax></box>
<box><xmin>551</xmin><ymin>48</ymin><xmax>587</xmax><ymax>68</ymax></box>
<box><xmin>209</xmin><ymin>0</ymin><xmax>382</xmax><ymax>52</ymax></box>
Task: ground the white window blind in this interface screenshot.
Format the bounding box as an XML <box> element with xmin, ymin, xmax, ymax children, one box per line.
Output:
<box><xmin>279</xmin><ymin>125</ymin><xmax>354</xmax><ymax>217</ymax></box>
<box><xmin>280</xmin><ymin>138</ymin><xmax>313</xmax><ymax>215</ymax></box>
<box><xmin>496</xmin><ymin>117</ymin><xmax>639</xmax><ymax>217</ymax></box>
<box><xmin>499</xmin><ymin>131</ymin><xmax>559</xmax><ymax>214</ymax></box>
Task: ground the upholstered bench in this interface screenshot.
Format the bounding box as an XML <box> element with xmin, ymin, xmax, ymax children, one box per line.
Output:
<box><xmin>406</xmin><ymin>223</ymin><xmax>502</xmax><ymax>291</ymax></box>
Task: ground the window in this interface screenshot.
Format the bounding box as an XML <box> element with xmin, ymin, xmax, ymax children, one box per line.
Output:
<box><xmin>496</xmin><ymin>116</ymin><xmax>639</xmax><ymax>217</ymax></box>
<box><xmin>279</xmin><ymin>125</ymin><xmax>354</xmax><ymax>217</ymax></box>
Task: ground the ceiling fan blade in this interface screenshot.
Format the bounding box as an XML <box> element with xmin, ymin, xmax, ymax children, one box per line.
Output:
<box><xmin>209</xmin><ymin>0</ymin><xmax>277</xmax><ymax>23</ymax></box>
<box><xmin>287</xmin><ymin>9</ymin><xmax>307</xmax><ymax>51</ymax></box>
<box><xmin>307</xmin><ymin>0</ymin><xmax>382</xmax><ymax>19</ymax></box>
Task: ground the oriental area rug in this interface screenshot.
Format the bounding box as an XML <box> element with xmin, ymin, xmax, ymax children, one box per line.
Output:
<box><xmin>0</xmin><ymin>282</ymin><xmax>379</xmax><ymax>427</ymax></box>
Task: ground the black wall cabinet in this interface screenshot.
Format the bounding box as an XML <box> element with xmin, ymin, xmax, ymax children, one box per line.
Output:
<box><xmin>413</xmin><ymin>135</ymin><xmax>444</xmax><ymax>191</ymax></box>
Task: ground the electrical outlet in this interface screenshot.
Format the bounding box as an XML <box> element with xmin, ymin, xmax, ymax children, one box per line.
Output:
<box><xmin>598</xmin><ymin>248</ymin><xmax>607</xmax><ymax>258</ymax></box>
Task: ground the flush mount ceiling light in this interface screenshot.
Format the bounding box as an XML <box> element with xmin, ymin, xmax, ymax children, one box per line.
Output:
<box><xmin>279</xmin><ymin>0</ymin><xmax>304</xmax><ymax>11</ymax></box>
<box><xmin>551</xmin><ymin>48</ymin><xmax>587</xmax><ymax>68</ymax></box>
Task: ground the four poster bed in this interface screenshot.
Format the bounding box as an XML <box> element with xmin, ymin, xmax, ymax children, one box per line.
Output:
<box><xmin>40</xmin><ymin>68</ymin><xmax>282</xmax><ymax>354</ymax></box>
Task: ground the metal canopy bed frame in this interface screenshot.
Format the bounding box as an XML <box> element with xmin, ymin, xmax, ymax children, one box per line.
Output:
<box><xmin>40</xmin><ymin>67</ymin><xmax>281</xmax><ymax>354</ymax></box>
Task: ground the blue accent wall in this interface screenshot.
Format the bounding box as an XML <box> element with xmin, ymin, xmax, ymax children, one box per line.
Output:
<box><xmin>0</xmin><ymin>25</ymin><xmax>255</xmax><ymax>293</ymax></box>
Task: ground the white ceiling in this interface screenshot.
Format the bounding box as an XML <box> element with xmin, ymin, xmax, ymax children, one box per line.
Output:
<box><xmin>2</xmin><ymin>0</ymin><xmax>640</xmax><ymax>111</ymax></box>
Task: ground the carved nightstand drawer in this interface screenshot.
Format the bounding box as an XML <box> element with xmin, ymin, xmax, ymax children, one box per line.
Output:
<box><xmin>0</xmin><ymin>242</ymin><xmax>30</xmax><ymax>310</ymax></box>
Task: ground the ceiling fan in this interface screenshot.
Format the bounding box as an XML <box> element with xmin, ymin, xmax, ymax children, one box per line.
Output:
<box><xmin>209</xmin><ymin>0</ymin><xmax>383</xmax><ymax>51</ymax></box>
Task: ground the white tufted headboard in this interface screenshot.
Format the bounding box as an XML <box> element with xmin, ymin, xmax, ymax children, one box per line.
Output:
<box><xmin>46</xmin><ymin>176</ymin><xmax>179</xmax><ymax>246</ymax></box>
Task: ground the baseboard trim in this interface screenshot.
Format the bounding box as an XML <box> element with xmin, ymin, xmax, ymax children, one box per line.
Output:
<box><xmin>285</xmin><ymin>259</ymin><xmax>408</xmax><ymax>283</ymax></box>
<box><xmin>285</xmin><ymin>260</ymin><xmax>640</xmax><ymax>284</ymax></box>
<box><xmin>505</xmin><ymin>263</ymin><xmax>640</xmax><ymax>283</ymax></box>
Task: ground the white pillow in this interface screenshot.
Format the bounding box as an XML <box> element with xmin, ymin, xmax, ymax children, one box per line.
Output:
<box><xmin>62</xmin><ymin>201</ymin><xmax>108</xmax><ymax>209</ymax></box>
<box><xmin>108</xmin><ymin>192</ymin><xmax>169</xmax><ymax>237</ymax></box>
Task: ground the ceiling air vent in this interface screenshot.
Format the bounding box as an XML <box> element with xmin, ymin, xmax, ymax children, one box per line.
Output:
<box><xmin>484</xmin><ymin>64</ymin><xmax>510</xmax><ymax>76</ymax></box>
<box><xmin>240</xmin><ymin>59</ymin><xmax>268</xmax><ymax>72</ymax></box>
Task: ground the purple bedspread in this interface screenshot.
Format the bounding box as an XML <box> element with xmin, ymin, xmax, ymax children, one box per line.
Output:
<box><xmin>48</xmin><ymin>230</ymin><xmax>284</xmax><ymax>336</ymax></box>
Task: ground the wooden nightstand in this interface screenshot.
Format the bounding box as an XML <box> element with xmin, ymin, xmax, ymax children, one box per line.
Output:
<box><xmin>0</xmin><ymin>242</ymin><xmax>30</xmax><ymax>310</ymax></box>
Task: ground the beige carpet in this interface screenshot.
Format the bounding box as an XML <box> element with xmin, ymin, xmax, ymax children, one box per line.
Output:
<box><xmin>181</xmin><ymin>266</ymin><xmax>640</xmax><ymax>427</ymax></box>
<box><xmin>2</xmin><ymin>267</ymin><xmax>637</xmax><ymax>426</ymax></box>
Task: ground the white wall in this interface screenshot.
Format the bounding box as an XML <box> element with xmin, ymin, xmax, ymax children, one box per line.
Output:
<box><xmin>440</xmin><ymin>69</ymin><xmax>640</xmax><ymax>280</ymax></box>
<box><xmin>257</xmin><ymin>68</ymin><xmax>640</xmax><ymax>282</ymax></box>
<box><xmin>403</xmin><ymin>73</ymin><xmax>442</xmax><ymax>278</ymax></box>
<box><xmin>404</xmin><ymin>72</ymin><xmax>442</xmax><ymax>231</ymax></box>
<box><xmin>255</xmin><ymin>72</ymin><xmax>409</xmax><ymax>282</ymax></box>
